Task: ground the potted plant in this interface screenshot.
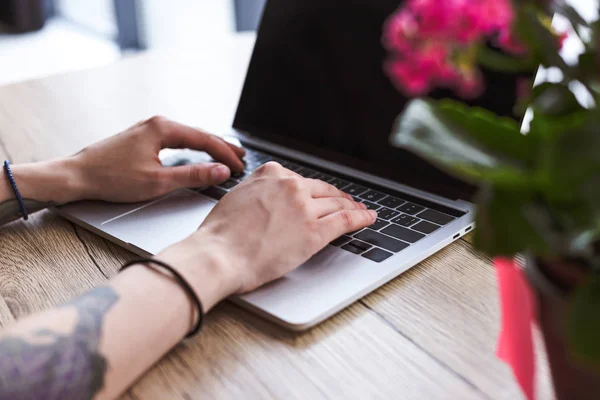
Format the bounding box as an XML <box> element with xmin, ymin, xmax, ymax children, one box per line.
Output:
<box><xmin>383</xmin><ymin>0</ymin><xmax>600</xmax><ymax>399</ymax></box>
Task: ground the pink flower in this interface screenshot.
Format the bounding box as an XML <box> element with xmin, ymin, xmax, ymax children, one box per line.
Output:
<box><xmin>386</xmin><ymin>59</ymin><xmax>432</xmax><ymax>96</ymax></box>
<box><xmin>383</xmin><ymin>11</ymin><xmax>418</xmax><ymax>53</ymax></box>
<box><xmin>498</xmin><ymin>30</ymin><xmax>528</xmax><ymax>55</ymax></box>
<box><xmin>558</xmin><ymin>31</ymin><xmax>569</xmax><ymax>50</ymax></box>
<box><xmin>478</xmin><ymin>0</ymin><xmax>514</xmax><ymax>33</ymax></box>
<box><xmin>457</xmin><ymin>69</ymin><xmax>485</xmax><ymax>99</ymax></box>
<box><xmin>383</xmin><ymin>0</ymin><xmax>522</xmax><ymax>99</ymax></box>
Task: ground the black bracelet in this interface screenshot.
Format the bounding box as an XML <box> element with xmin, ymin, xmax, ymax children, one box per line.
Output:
<box><xmin>120</xmin><ymin>258</ymin><xmax>204</xmax><ymax>338</ymax></box>
<box><xmin>3</xmin><ymin>160</ymin><xmax>29</xmax><ymax>220</ymax></box>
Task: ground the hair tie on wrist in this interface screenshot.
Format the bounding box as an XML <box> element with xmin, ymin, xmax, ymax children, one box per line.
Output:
<box><xmin>120</xmin><ymin>258</ymin><xmax>204</xmax><ymax>338</ymax></box>
<box><xmin>3</xmin><ymin>160</ymin><xmax>28</xmax><ymax>220</ymax></box>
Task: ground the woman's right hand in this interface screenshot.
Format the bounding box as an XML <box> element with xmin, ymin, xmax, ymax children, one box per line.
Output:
<box><xmin>157</xmin><ymin>162</ymin><xmax>376</xmax><ymax>310</ymax></box>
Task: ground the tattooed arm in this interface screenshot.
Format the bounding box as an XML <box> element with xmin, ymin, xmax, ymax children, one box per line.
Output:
<box><xmin>0</xmin><ymin>250</ymin><xmax>229</xmax><ymax>400</ymax></box>
<box><xmin>0</xmin><ymin>162</ymin><xmax>374</xmax><ymax>399</ymax></box>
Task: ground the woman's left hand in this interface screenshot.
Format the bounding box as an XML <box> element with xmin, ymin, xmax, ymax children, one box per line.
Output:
<box><xmin>6</xmin><ymin>116</ymin><xmax>246</xmax><ymax>204</ymax></box>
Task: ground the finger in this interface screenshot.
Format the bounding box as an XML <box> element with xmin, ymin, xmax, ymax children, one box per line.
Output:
<box><xmin>305</xmin><ymin>178</ymin><xmax>353</xmax><ymax>200</ymax></box>
<box><xmin>159</xmin><ymin>121</ymin><xmax>245</xmax><ymax>172</ymax></box>
<box><xmin>318</xmin><ymin>209</ymin><xmax>377</xmax><ymax>242</ymax></box>
<box><xmin>312</xmin><ymin>197</ymin><xmax>366</xmax><ymax>218</ymax></box>
<box><xmin>226</xmin><ymin>141</ymin><xmax>246</xmax><ymax>158</ymax></box>
<box><xmin>162</xmin><ymin>162</ymin><xmax>231</xmax><ymax>190</ymax></box>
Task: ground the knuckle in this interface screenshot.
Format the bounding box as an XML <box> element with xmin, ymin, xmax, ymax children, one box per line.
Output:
<box><xmin>339</xmin><ymin>210</ymin><xmax>353</xmax><ymax>230</ymax></box>
<box><xmin>333</xmin><ymin>198</ymin><xmax>346</xmax><ymax>211</ymax></box>
<box><xmin>146</xmin><ymin>115</ymin><xmax>169</xmax><ymax>134</ymax></box>
<box><xmin>297</xmin><ymin>198</ymin><xmax>311</xmax><ymax>215</ymax></box>
<box><xmin>282</xmin><ymin>176</ymin><xmax>303</xmax><ymax>192</ymax></box>
<box><xmin>255</xmin><ymin>161</ymin><xmax>281</xmax><ymax>176</ymax></box>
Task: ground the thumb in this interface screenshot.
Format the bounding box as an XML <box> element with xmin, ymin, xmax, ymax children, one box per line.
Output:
<box><xmin>164</xmin><ymin>163</ymin><xmax>231</xmax><ymax>189</ymax></box>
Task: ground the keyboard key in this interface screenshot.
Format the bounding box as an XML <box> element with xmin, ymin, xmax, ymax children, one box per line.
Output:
<box><xmin>345</xmin><ymin>184</ymin><xmax>368</xmax><ymax>196</ymax></box>
<box><xmin>378</xmin><ymin>207</ymin><xmax>400</xmax><ymax>220</ymax></box>
<box><xmin>397</xmin><ymin>202</ymin><xmax>426</xmax><ymax>215</ymax></box>
<box><xmin>329</xmin><ymin>178</ymin><xmax>350</xmax><ymax>190</ymax></box>
<box><xmin>370</xmin><ymin>218</ymin><xmax>389</xmax><ymax>231</ymax></box>
<box><xmin>391</xmin><ymin>214</ymin><xmax>420</xmax><ymax>227</ymax></box>
<box><xmin>349</xmin><ymin>240</ymin><xmax>372</xmax><ymax>251</ymax></box>
<box><xmin>360</xmin><ymin>190</ymin><xmax>386</xmax><ymax>202</ymax></box>
<box><xmin>296</xmin><ymin>167</ymin><xmax>316</xmax><ymax>178</ymax></box>
<box><xmin>231</xmin><ymin>171</ymin><xmax>248</xmax><ymax>180</ymax></box>
<box><xmin>381</xmin><ymin>225</ymin><xmax>425</xmax><ymax>243</ymax></box>
<box><xmin>342</xmin><ymin>243</ymin><xmax>366</xmax><ymax>254</ymax></box>
<box><xmin>379</xmin><ymin>196</ymin><xmax>405</xmax><ymax>208</ymax></box>
<box><xmin>412</xmin><ymin>221</ymin><xmax>440</xmax><ymax>234</ymax></box>
<box><xmin>331</xmin><ymin>235</ymin><xmax>352</xmax><ymax>247</ymax></box>
<box><xmin>417</xmin><ymin>209</ymin><xmax>455</xmax><ymax>226</ymax></box>
<box><xmin>278</xmin><ymin>160</ymin><xmax>295</xmax><ymax>169</ymax></box>
<box><xmin>355</xmin><ymin>230</ymin><xmax>410</xmax><ymax>253</ymax></box>
<box><xmin>200</xmin><ymin>186</ymin><xmax>227</xmax><ymax>200</ymax></box>
<box><xmin>244</xmin><ymin>162</ymin><xmax>262</xmax><ymax>172</ymax></box>
<box><xmin>362</xmin><ymin>248</ymin><xmax>394</xmax><ymax>263</ymax></box>
<box><xmin>312</xmin><ymin>172</ymin><xmax>334</xmax><ymax>182</ymax></box>
<box><xmin>362</xmin><ymin>201</ymin><xmax>381</xmax><ymax>211</ymax></box>
<box><xmin>219</xmin><ymin>179</ymin><xmax>239</xmax><ymax>190</ymax></box>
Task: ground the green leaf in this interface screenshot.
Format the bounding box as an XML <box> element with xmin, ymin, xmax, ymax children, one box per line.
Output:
<box><xmin>577</xmin><ymin>52</ymin><xmax>599</xmax><ymax>85</ymax></box>
<box><xmin>473</xmin><ymin>185</ymin><xmax>551</xmax><ymax>257</ymax></box>
<box><xmin>568</xmin><ymin>275</ymin><xmax>600</xmax><ymax>367</ymax></box>
<box><xmin>528</xmin><ymin>107</ymin><xmax>588</xmax><ymax>141</ymax></box>
<box><xmin>527</xmin><ymin>109</ymin><xmax>593</xmax><ymax>203</ymax></box>
<box><xmin>514</xmin><ymin>5</ymin><xmax>571</xmax><ymax>73</ymax></box>
<box><xmin>531</xmin><ymin>82</ymin><xmax>583</xmax><ymax>116</ymax></box>
<box><xmin>477</xmin><ymin>46</ymin><xmax>536</xmax><ymax>74</ymax></box>
<box><xmin>391</xmin><ymin>99</ymin><xmax>532</xmax><ymax>174</ymax></box>
<box><xmin>547</xmin><ymin>110</ymin><xmax>600</xmax><ymax>181</ymax></box>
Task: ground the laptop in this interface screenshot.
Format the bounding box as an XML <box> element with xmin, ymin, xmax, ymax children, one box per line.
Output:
<box><xmin>57</xmin><ymin>0</ymin><xmax>524</xmax><ymax>330</ymax></box>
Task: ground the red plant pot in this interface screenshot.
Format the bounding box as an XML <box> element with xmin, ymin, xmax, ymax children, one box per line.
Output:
<box><xmin>524</xmin><ymin>255</ymin><xmax>600</xmax><ymax>400</ymax></box>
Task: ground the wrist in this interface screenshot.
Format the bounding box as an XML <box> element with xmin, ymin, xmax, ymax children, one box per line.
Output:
<box><xmin>156</xmin><ymin>234</ymin><xmax>240</xmax><ymax>311</ymax></box>
<box><xmin>5</xmin><ymin>157</ymin><xmax>86</xmax><ymax>204</ymax></box>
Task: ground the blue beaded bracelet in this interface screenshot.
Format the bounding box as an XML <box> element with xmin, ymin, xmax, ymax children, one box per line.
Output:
<box><xmin>3</xmin><ymin>160</ymin><xmax>29</xmax><ymax>220</ymax></box>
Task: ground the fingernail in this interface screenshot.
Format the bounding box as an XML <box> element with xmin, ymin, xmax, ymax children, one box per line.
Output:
<box><xmin>369</xmin><ymin>210</ymin><xmax>378</xmax><ymax>220</ymax></box>
<box><xmin>359</xmin><ymin>202</ymin><xmax>367</xmax><ymax>209</ymax></box>
<box><xmin>211</xmin><ymin>165</ymin><xmax>230</xmax><ymax>181</ymax></box>
<box><xmin>345</xmin><ymin>193</ymin><xmax>353</xmax><ymax>200</ymax></box>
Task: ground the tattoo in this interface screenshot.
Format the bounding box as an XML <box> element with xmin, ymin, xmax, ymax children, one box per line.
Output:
<box><xmin>0</xmin><ymin>199</ymin><xmax>54</xmax><ymax>226</ymax></box>
<box><xmin>0</xmin><ymin>287</ymin><xmax>119</xmax><ymax>400</ymax></box>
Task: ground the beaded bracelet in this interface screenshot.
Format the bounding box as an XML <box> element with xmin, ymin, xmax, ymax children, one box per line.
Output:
<box><xmin>3</xmin><ymin>160</ymin><xmax>28</xmax><ymax>220</ymax></box>
<box><xmin>120</xmin><ymin>258</ymin><xmax>204</xmax><ymax>337</ymax></box>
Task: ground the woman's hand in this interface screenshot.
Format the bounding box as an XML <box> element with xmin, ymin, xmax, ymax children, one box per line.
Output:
<box><xmin>157</xmin><ymin>162</ymin><xmax>377</xmax><ymax>310</ymax></box>
<box><xmin>6</xmin><ymin>116</ymin><xmax>245</xmax><ymax>205</ymax></box>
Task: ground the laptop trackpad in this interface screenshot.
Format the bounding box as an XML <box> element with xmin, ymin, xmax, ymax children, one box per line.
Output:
<box><xmin>101</xmin><ymin>190</ymin><xmax>216</xmax><ymax>254</ymax></box>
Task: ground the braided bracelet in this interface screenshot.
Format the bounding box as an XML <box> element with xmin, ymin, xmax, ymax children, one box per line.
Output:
<box><xmin>120</xmin><ymin>258</ymin><xmax>204</xmax><ymax>338</ymax></box>
<box><xmin>3</xmin><ymin>160</ymin><xmax>29</xmax><ymax>220</ymax></box>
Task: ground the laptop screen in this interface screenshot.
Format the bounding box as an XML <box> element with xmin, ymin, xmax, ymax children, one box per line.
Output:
<box><xmin>233</xmin><ymin>0</ymin><xmax>525</xmax><ymax>201</ymax></box>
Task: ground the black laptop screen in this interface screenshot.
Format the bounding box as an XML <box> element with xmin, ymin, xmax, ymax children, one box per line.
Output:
<box><xmin>233</xmin><ymin>0</ymin><xmax>525</xmax><ymax>201</ymax></box>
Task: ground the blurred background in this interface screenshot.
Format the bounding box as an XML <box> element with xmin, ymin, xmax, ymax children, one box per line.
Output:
<box><xmin>0</xmin><ymin>0</ymin><xmax>266</xmax><ymax>86</ymax></box>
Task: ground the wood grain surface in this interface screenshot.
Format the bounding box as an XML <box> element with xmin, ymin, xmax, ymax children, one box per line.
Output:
<box><xmin>0</xmin><ymin>36</ymin><xmax>552</xmax><ymax>399</ymax></box>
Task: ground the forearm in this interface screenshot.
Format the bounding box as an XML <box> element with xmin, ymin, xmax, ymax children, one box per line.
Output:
<box><xmin>0</xmin><ymin>158</ymin><xmax>85</xmax><ymax>225</ymax></box>
<box><xmin>0</xmin><ymin>240</ymin><xmax>233</xmax><ymax>400</ymax></box>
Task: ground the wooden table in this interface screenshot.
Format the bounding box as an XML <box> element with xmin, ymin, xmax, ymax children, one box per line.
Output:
<box><xmin>0</xmin><ymin>35</ymin><xmax>552</xmax><ymax>400</ymax></box>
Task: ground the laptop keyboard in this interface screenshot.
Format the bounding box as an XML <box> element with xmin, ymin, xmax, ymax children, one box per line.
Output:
<box><xmin>198</xmin><ymin>147</ymin><xmax>458</xmax><ymax>263</ymax></box>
